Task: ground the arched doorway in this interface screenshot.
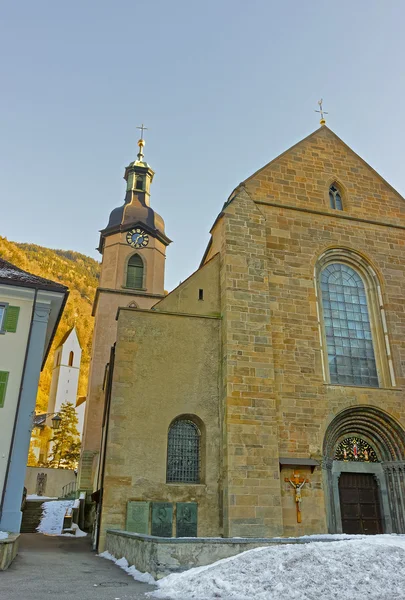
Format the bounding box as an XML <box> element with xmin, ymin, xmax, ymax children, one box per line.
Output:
<box><xmin>323</xmin><ymin>406</ymin><xmax>405</xmax><ymax>534</ymax></box>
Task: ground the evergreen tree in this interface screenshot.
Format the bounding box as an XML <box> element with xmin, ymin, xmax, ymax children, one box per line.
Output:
<box><xmin>27</xmin><ymin>447</ymin><xmax>38</xmax><ymax>467</ymax></box>
<box><xmin>47</xmin><ymin>402</ymin><xmax>81</xmax><ymax>469</ymax></box>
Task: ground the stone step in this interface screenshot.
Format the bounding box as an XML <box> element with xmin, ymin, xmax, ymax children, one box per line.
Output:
<box><xmin>21</xmin><ymin>501</ymin><xmax>45</xmax><ymax>533</ymax></box>
<box><xmin>21</xmin><ymin>499</ymin><xmax>69</xmax><ymax>533</ymax></box>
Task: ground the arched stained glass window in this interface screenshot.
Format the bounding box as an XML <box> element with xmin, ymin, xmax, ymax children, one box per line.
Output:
<box><xmin>320</xmin><ymin>263</ymin><xmax>379</xmax><ymax>387</ymax></box>
<box><xmin>167</xmin><ymin>419</ymin><xmax>200</xmax><ymax>483</ymax></box>
<box><xmin>126</xmin><ymin>254</ymin><xmax>144</xmax><ymax>289</ymax></box>
<box><xmin>329</xmin><ymin>185</ymin><xmax>343</xmax><ymax>210</ymax></box>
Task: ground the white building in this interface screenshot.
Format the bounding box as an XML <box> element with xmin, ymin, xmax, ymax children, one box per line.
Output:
<box><xmin>0</xmin><ymin>258</ymin><xmax>67</xmax><ymax>532</ymax></box>
<box><xmin>47</xmin><ymin>327</ymin><xmax>84</xmax><ymax>437</ymax></box>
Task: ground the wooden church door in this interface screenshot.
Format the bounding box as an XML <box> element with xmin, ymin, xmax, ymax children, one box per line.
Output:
<box><xmin>338</xmin><ymin>473</ymin><xmax>383</xmax><ymax>534</ymax></box>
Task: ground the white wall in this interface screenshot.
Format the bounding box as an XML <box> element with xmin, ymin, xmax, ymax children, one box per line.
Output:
<box><xmin>0</xmin><ymin>286</ymin><xmax>34</xmax><ymax>500</ymax></box>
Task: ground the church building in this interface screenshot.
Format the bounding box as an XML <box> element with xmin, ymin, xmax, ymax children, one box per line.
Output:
<box><xmin>48</xmin><ymin>327</ymin><xmax>83</xmax><ymax>436</ymax></box>
<box><xmin>79</xmin><ymin>121</ymin><xmax>405</xmax><ymax>551</ymax></box>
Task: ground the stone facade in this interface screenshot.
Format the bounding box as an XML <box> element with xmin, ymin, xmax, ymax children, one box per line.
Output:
<box><xmin>95</xmin><ymin>125</ymin><xmax>405</xmax><ymax>548</ymax></box>
<box><xmin>99</xmin><ymin>306</ymin><xmax>221</xmax><ymax>549</ymax></box>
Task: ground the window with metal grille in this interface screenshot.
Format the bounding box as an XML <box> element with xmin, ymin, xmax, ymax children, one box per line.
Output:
<box><xmin>126</xmin><ymin>254</ymin><xmax>144</xmax><ymax>289</ymax></box>
<box><xmin>320</xmin><ymin>263</ymin><xmax>378</xmax><ymax>387</ymax></box>
<box><xmin>167</xmin><ymin>419</ymin><xmax>200</xmax><ymax>483</ymax></box>
<box><xmin>329</xmin><ymin>184</ymin><xmax>343</xmax><ymax>210</ymax></box>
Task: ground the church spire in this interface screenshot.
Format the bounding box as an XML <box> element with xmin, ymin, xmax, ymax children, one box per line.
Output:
<box><xmin>136</xmin><ymin>123</ymin><xmax>148</xmax><ymax>162</ymax></box>
<box><xmin>98</xmin><ymin>122</ymin><xmax>171</xmax><ymax>254</ymax></box>
<box><xmin>124</xmin><ymin>123</ymin><xmax>154</xmax><ymax>198</ymax></box>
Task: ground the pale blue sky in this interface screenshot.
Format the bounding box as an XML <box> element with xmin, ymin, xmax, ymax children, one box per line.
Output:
<box><xmin>1</xmin><ymin>1</ymin><xmax>404</xmax><ymax>291</ymax></box>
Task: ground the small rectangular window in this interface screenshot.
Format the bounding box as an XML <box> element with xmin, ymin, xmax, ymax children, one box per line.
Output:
<box><xmin>0</xmin><ymin>303</ymin><xmax>8</xmax><ymax>333</ymax></box>
<box><xmin>198</xmin><ymin>289</ymin><xmax>204</xmax><ymax>301</ymax></box>
<box><xmin>0</xmin><ymin>371</ymin><xmax>9</xmax><ymax>408</ymax></box>
<box><xmin>4</xmin><ymin>306</ymin><xmax>20</xmax><ymax>333</ymax></box>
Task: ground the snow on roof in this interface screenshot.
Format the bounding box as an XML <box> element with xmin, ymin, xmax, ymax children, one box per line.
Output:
<box><xmin>0</xmin><ymin>257</ymin><xmax>67</xmax><ymax>292</ymax></box>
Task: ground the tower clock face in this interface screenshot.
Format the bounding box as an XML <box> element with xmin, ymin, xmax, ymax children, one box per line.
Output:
<box><xmin>126</xmin><ymin>228</ymin><xmax>149</xmax><ymax>249</ymax></box>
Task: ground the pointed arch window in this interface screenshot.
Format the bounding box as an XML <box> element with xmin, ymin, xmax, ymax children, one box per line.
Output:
<box><xmin>329</xmin><ymin>184</ymin><xmax>343</xmax><ymax>210</ymax></box>
<box><xmin>167</xmin><ymin>419</ymin><xmax>200</xmax><ymax>483</ymax></box>
<box><xmin>126</xmin><ymin>254</ymin><xmax>144</xmax><ymax>289</ymax></box>
<box><xmin>320</xmin><ymin>263</ymin><xmax>379</xmax><ymax>387</ymax></box>
<box><xmin>68</xmin><ymin>351</ymin><xmax>74</xmax><ymax>367</ymax></box>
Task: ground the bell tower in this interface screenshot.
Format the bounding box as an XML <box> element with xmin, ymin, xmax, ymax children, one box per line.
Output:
<box><xmin>78</xmin><ymin>129</ymin><xmax>171</xmax><ymax>492</ymax></box>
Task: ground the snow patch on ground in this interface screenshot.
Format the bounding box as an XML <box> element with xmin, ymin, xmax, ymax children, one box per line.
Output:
<box><xmin>98</xmin><ymin>551</ymin><xmax>155</xmax><ymax>585</ymax></box>
<box><xmin>37</xmin><ymin>500</ymin><xmax>74</xmax><ymax>535</ymax></box>
<box><xmin>0</xmin><ymin>531</ymin><xmax>9</xmax><ymax>540</ymax></box>
<box><xmin>60</xmin><ymin>523</ymin><xmax>87</xmax><ymax>538</ymax></box>
<box><xmin>149</xmin><ymin>535</ymin><xmax>405</xmax><ymax>600</ymax></box>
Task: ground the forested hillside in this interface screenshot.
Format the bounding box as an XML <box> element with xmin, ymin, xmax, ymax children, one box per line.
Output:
<box><xmin>0</xmin><ymin>237</ymin><xmax>100</xmax><ymax>412</ymax></box>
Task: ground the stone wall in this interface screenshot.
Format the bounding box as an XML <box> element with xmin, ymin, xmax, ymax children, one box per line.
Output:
<box><xmin>218</xmin><ymin>189</ymin><xmax>283</xmax><ymax>537</ymax></box>
<box><xmin>105</xmin><ymin>529</ymin><xmax>345</xmax><ymax>579</ymax></box>
<box><xmin>24</xmin><ymin>467</ymin><xmax>76</xmax><ymax>497</ymax></box>
<box><xmin>99</xmin><ymin>308</ymin><xmax>221</xmax><ymax>550</ymax></box>
<box><xmin>0</xmin><ymin>534</ymin><xmax>19</xmax><ymax>570</ymax></box>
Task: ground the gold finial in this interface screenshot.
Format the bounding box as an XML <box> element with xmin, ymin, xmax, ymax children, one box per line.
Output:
<box><xmin>136</xmin><ymin>123</ymin><xmax>148</xmax><ymax>161</ymax></box>
<box><xmin>315</xmin><ymin>99</ymin><xmax>328</xmax><ymax>125</ymax></box>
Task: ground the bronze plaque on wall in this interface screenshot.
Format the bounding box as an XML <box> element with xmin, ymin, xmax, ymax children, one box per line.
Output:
<box><xmin>151</xmin><ymin>502</ymin><xmax>173</xmax><ymax>537</ymax></box>
<box><xmin>176</xmin><ymin>502</ymin><xmax>198</xmax><ymax>537</ymax></box>
<box><xmin>126</xmin><ymin>501</ymin><xmax>150</xmax><ymax>534</ymax></box>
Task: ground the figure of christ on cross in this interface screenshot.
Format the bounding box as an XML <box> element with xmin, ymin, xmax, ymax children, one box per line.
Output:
<box><xmin>285</xmin><ymin>472</ymin><xmax>309</xmax><ymax>523</ymax></box>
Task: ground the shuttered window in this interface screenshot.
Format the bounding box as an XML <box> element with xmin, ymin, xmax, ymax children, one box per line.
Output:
<box><xmin>4</xmin><ymin>306</ymin><xmax>20</xmax><ymax>333</ymax></box>
<box><xmin>126</xmin><ymin>255</ymin><xmax>144</xmax><ymax>289</ymax></box>
<box><xmin>0</xmin><ymin>371</ymin><xmax>9</xmax><ymax>408</ymax></box>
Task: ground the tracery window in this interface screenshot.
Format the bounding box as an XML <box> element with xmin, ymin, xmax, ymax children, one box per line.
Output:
<box><xmin>335</xmin><ymin>437</ymin><xmax>378</xmax><ymax>462</ymax></box>
<box><xmin>320</xmin><ymin>263</ymin><xmax>379</xmax><ymax>387</ymax></box>
<box><xmin>126</xmin><ymin>254</ymin><xmax>144</xmax><ymax>289</ymax></box>
<box><xmin>167</xmin><ymin>419</ymin><xmax>200</xmax><ymax>483</ymax></box>
<box><xmin>329</xmin><ymin>185</ymin><xmax>343</xmax><ymax>210</ymax></box>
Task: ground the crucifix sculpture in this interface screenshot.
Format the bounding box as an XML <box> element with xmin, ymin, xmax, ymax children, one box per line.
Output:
<box><xmin>285</xmin><ymin>472</ymin><xmax>309</xmax><ymax>523</ymax></box>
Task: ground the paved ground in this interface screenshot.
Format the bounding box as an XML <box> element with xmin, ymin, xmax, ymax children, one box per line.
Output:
<box><xmin>1</xmin><ymin>533</ymin><xmax>156</xmax><ymax>600</ymax></box>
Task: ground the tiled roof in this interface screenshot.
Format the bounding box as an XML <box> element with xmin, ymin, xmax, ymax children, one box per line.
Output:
<box><xmin>0</xmin><ymin>258</ymin><xmax>68</xmax><ymax>292</ymax></box>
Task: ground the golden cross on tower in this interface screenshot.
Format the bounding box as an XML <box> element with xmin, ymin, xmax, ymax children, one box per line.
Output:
<box><xmin>315</xmin><ymin>99</ymin><xmax>328</xmax><ymax>126</ymax></box>
<box><xmin>136</xmin><ymin>123</ymin><xmax>148</xmax><ymax>161</ymax></box>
